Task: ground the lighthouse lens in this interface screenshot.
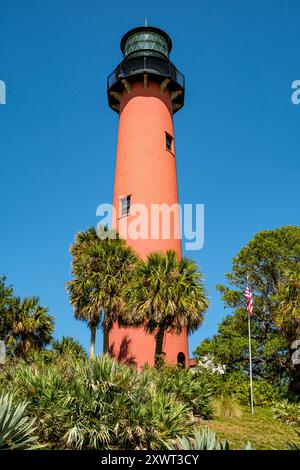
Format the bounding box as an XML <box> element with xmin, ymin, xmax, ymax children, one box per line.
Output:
<box><xmin>123</xmin><ymin>31</ymin><xmax>168</xmax><ymax>58</ymax></box>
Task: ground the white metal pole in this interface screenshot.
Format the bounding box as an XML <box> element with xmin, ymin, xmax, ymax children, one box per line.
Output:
<box><xmin>248</xmin><ymin>313</ymin><xmax>254</xmax><ymax>415</ymax></box>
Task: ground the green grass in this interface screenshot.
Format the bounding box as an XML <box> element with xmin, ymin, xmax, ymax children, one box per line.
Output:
<box><xmin>204</xmin><ymin>406</ymin><xmax>300</xmax><ymax>450</ymax></box>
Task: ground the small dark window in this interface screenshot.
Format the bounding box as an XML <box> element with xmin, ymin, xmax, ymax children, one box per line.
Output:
<box><xmin>166</xmin><ymin>133</ymin><xmax>173</xmax><ymax>151</ymax></box>
<box><xmin>120</xmin><ymin>195</ymin><xmax>131</xmax><ymax>217</ymax></box>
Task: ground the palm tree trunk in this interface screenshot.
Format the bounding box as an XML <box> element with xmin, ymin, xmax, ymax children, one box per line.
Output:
<box><xmin>103</xmin><ymin>322</ymin><xmax>110</xmax><ymax>355</ymax></box>
<box><xmin>154</xmin><ymin>326</ymin><xmax>165</xmax><ymax>368</ymax></box>
<box><xmin>90</xmin><ymin>325</ymin><xmax>96</xmax><ymax>359</ymax></box>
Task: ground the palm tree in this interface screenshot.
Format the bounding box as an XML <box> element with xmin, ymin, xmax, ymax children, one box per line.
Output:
<box><xmin>9</xmin><ymin>296</ymin><xmax>54</xmax><ymax>358</ymax></box>
<box><xmin>52</xmin><ymin>336</ymin><xmax>87</xmax><ymax>359</ymax></box>
<box><xmin>123</xmin><ymin>250</ymin><xmax>209</xmax><ymax>367</ymax></box>
<box><xmin>67</xmin><ymin>226</ymin><xmax>137</xmax><ymax>359</ymax></box>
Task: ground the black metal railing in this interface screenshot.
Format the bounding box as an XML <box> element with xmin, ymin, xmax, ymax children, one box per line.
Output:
<box><xmin>107</xmin><ymin>56</ymin><xmax>185</xmax><ymax>91</ymax></box>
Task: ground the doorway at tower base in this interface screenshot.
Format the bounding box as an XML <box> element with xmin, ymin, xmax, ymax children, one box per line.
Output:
<box><xmin>108</xmin><ymin>324</ymin><xmax>189</xmax><ymax>368</ymax></box>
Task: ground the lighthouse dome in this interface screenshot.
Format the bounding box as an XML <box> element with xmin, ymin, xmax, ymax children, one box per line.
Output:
<box><xmin>120</xmin><ymin>26</ymin><xmax>172</xmax><ymax>59</ymax></box>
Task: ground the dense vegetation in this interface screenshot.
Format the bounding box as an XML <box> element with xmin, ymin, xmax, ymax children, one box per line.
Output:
<box><xmin>0</xmin><ymin>354</ymin><xmax>213</xmax><ymax>449</ymax></box>
<box><xmin>0</xmin><ymin>353</ymin><xmax>299</xmax><ymax>450</ymax></box>
<box><xmin>0</xmin><ymin>225</ymin><xmax>299</xmax><ymax>450</ymax></box>
<box><xmin>195</xmin><ymin>226</ymin><xmax>300</xmax><ymax>396</ymax></box>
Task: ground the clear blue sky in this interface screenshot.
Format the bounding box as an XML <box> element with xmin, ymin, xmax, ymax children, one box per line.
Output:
<box><xmin>1</xmin><ymin>0</ymin><xmax>299</xmax><ymax>356</ymax></box>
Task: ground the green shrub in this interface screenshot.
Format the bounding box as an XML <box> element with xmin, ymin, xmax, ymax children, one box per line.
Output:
<box><xmin>135</xmin><ymin>391</ymin><xmax>192</xmax><ymax>450</ymax></box>
<box><xmin>273</xmin><ymin>400</ymin><xmax>300</xmax><ymax>426</ymax></box>
<box><xmin>153</xmin><ymin>365</ymin><xmax>214</xmax><ymax>419</ymax></box>
<box><xmin>7</xmin><ymin>361</ymin><xmax>72</xmax><ymax>447</ymax></box>
<box><xmin>0</xmin><ymin>356</ymin><xmax>193</xmax><ymax>450</ymax></box>
<box><xmin>67</xmin><ymin>356</ymin><xmax>192</xmax><ymax>450</ymax></box>
<box><xmin>222</xmin><ymin>372</ymin><xmax>280</xmax><ymax>406</ymax></box>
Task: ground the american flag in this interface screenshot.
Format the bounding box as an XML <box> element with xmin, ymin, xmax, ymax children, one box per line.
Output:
<box><xmin>245</xmin><ymin>286</ymin><xmax>253</xmax><ymax>317</ymax></box>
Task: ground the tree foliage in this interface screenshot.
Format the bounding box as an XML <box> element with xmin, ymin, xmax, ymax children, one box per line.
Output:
<box><xmin>274</xmin><ymin>266</ymin><xmax>300</xmax><ymax>342</ymax></box>
<box><xmin>0</xmin><ymin>276</ymin><xmax>15</xmax><ymax>343</ymax></box>
<box><xmin>124</xmin><ymin>250</ymin><xmax>209</xmax><ymax>367</ymax></box>
<box><xmin>52</xmin><ymin>336</ymin><xmax>87</xmax><ymax>359</ymax></box>
<box><xmin>67</xmin><ymin>226</ymin><xmax>137</xmax><ymax>358</ymax></box>
<box><xmin>195</xmin><ymin>226</ymin><xmax>300</xmax><ymax>392</ymax></box>
<box><xmin>9</xmin><ymin>297</ymin><xmax>54</xmax><ymax>358</ymax></box>
<box><xmin>0</xmin><ymin>276</ymin><xmax>54</xmax><ymax>358</ymax></box>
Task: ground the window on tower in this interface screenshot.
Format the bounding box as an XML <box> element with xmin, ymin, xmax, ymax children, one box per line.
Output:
<box><xmin>165</xmin><ymin>133</ymin><xmax>173</xmax><ymax>152</ymax></box>
<box><xmin>120</xmin><ymin>195</ymin><xmax>131</xmax><ymax>217</ymax></box>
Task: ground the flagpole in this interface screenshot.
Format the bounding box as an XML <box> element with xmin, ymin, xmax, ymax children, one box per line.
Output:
<box><xmin>246</xmin><ymin>275</ymin><xmax>254</xmax><ymax>415</ymax></box>
<box><xmin>248</xmin><ymin>312</ymin><xmax>254</xmax><ymax>415</ymax></box>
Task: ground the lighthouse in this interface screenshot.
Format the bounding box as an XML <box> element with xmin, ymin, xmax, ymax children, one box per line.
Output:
<box><xmin>107</xmin><ymin>26</ymin><xmax>188</xmax><ymax>368</ymax></box>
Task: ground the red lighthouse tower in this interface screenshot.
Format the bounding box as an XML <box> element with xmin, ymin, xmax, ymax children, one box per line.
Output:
<box><xmin>107</xmin><ymin>26</ymin><xmax>188</xmax><ymax>368</ymax></box>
